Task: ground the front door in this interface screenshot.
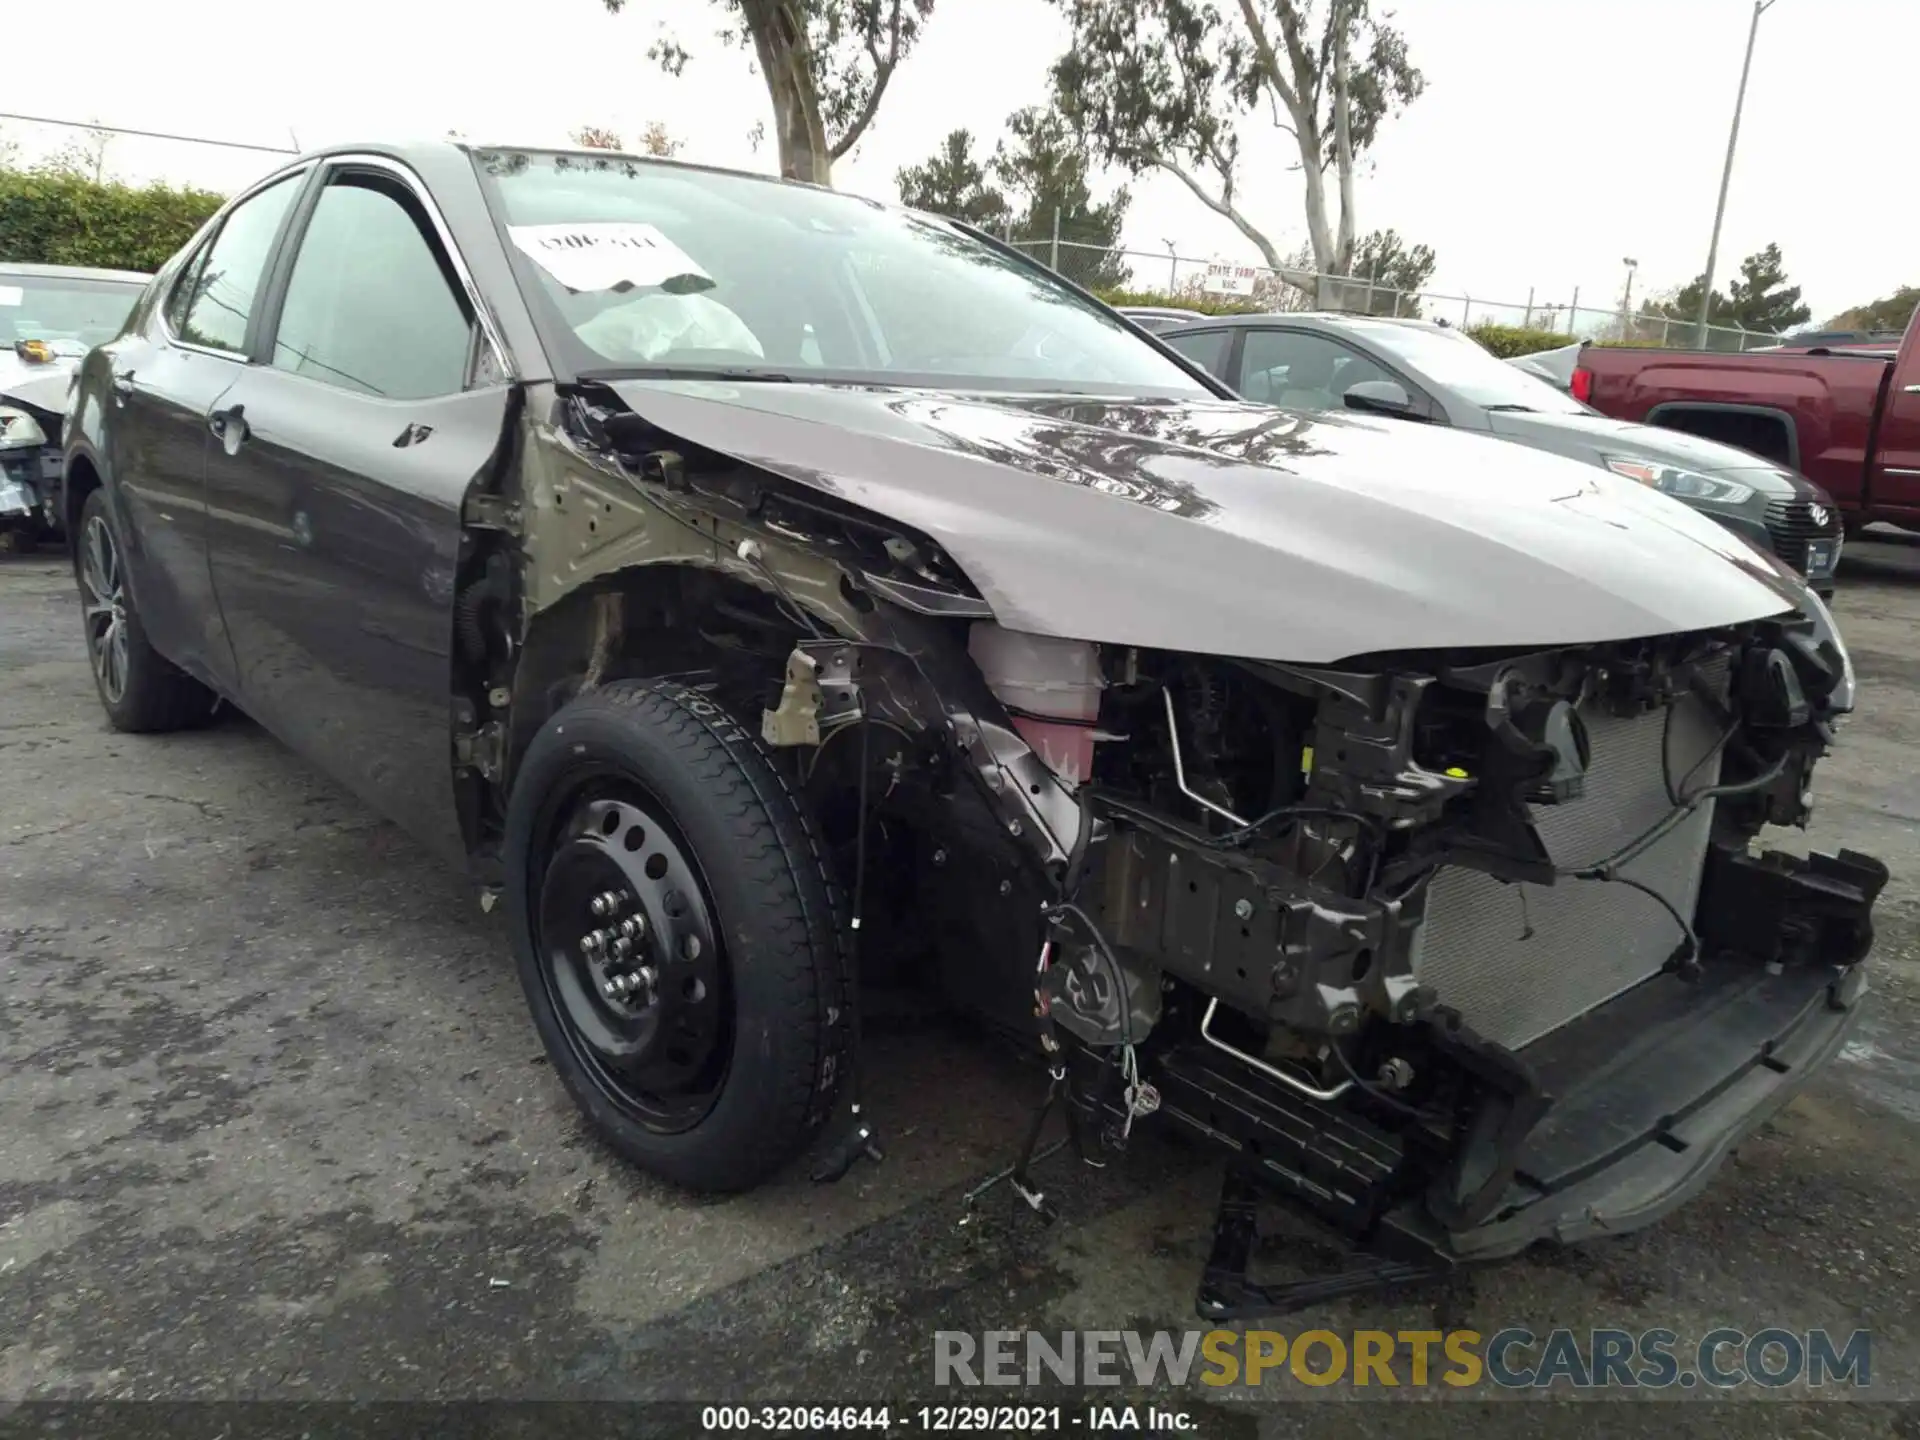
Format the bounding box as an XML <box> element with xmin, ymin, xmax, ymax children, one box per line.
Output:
<box><xmin>106</xmin><ymin>173</ymin><xmax>303</xmax><ymax>689</ymax></box>
<box><xmin>204</xmin><ymin>160</ymin><xmax>509</xmax><ymax>859</ymax></box>
<box><xmin>1233</xmin><ymin>328</ymin><xmax>1398</xmax><ymax>412</ymax></box>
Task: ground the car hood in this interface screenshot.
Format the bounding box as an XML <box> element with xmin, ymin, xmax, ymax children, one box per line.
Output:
<box><xmin>602</xmin><ymin>380</ymin><xmax>1806</xmax><ymax>665</ymax></box>
<box><xmin>0</xmin><ymin>351</ymin><xmax>80</xmax><ymax>417</ymax></box>
<box><xmin>1485</xmin><ymin>408</ymin><xmax>1807</xmax><ymax>495</ymax></box>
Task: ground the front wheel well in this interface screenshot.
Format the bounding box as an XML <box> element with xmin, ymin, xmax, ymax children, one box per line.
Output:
<box><xmin>63</xmin><ymin>453</ymin><xmax>102</xmax><ymax>546</ymax></box>
<box><xmin>500</xmin><ymin>565</ymin><xmax>818</xmax><ymax>795</ymax></box>
<box><xmin>1643</xmin><ymin>404</ymin><xmax>1797</xmax><ymax>470</ymax></box>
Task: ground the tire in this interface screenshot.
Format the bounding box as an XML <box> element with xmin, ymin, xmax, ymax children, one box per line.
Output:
<box><xmin>74</xmin><ymin>489</ymin><xmax>218</xmax><ymax>733</ymax></box>
<box><xmin>504</xmin><ymin>679</ymin><xmax>850</xmax><ymax>1192</ymax></box>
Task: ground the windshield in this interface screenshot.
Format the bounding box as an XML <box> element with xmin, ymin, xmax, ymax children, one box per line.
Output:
<box><xmin>472</xmin><ymin>150</ymin><xmax>1211</xmax><ymax>397</ymax></box>
<box><xmin>0</xmin><ymin>272</ymin><xmax>145</xmax><ymax>352</ymax></box>
<box><xmin>1344</xmin><ymin>319</ymin><xmax>1588</xmax><ymax>413</ymax></box>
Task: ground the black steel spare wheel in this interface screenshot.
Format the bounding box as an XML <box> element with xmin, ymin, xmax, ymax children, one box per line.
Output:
<box><xmin>505</xmin><ymin>679</ymin><xmax>849</xmax><ymax>1192</ymax></box>
<box><xmin>536</xmin><ymin>792</ymin><xmax>729</xmax><ymax>1131</ymax></box>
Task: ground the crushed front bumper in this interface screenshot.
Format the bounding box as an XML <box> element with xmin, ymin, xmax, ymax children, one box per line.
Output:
<box><xmin>1142</xmin><ymin>955</ymin><xmax>1866</xmax><ymax>1275</ymax></box>
<box><xmin>0</xmin><ymin>469</ymin><xmax>35</xmax><ymax>518</ymax></box>
<box><xmin>1446</xmin><ymin>956</ymin><xmax>1864</xmax><ymax>1259</ymax></box>
<box><xmin>0</xmin><ymin>446</ymin><xmax>56</xmax><ymax>526</ymax></box>
<box><xmin>1120</xmin><ymin>845</ymin><xmax>1887</xmax><ymax>1310</ymax></box>
<box><xmin>1433</xmin><ymin>843</ymin><xmax>1887</xmax><ymax>1259</ymax></box>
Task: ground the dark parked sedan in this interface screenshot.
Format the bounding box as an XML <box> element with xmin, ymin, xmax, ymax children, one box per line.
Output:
<box><xmin>1161</xmin><ymin>312</ymin><xmax>1846</xmax><ymax>593</ymax></box>
<box><xmin>62</xmin><ymin>141</ymin><xmax>1880</xmax><ymax>1316</ymax></box>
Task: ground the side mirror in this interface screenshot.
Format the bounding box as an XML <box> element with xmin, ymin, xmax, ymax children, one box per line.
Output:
<box><xmin>1343</xmin><ymin>379</ymin><xmax>1414</xmax><ymax>417</ymax></box>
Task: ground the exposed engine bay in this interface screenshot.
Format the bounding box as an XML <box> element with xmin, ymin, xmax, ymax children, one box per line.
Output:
<box><xmin>457</xmin><ymin>381</ymin><xmax>1888</xmax><ymax>1317</ymax></box>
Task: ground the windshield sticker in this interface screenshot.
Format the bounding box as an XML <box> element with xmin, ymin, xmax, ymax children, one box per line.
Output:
<box><xmin>508</xmin><ymin>223</ymin><xmax>713</xmax><ymax>296</ymax></box>
<box><xmin>0</xmin><ymin>286</ymin><xmax>23</xmax><ymax>307</ymax></box>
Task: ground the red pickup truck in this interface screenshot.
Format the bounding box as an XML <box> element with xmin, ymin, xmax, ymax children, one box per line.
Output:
<box><xmin>1573</xmin><ymin>303</ymin><xmax>1920</xmax><ymax>536</ymax></box>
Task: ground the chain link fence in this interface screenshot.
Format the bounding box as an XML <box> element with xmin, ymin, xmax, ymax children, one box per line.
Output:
<box><xmin>989</xmin><ymin>217</ymin><xmax>1781</xmax><ymax>353</ymax></box>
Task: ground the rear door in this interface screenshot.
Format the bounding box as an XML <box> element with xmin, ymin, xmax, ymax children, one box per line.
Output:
<box><xmin>1159</xmin><ymin>326</ymin><xmax>1236</xmax><ymax>382</ymax></box>
<box><xmin>1868</xmin><ymin>317</ymin><xmax>1920</xmax><ymax>519</ymax></box>
<box><xmin>104</xmin><ymin>172</ymin><xmax>304</xmax><ymax>687</ymax></box>
<box><xmin>203</xmin><ymin>157</ymin><xmax>511</xmax><ymax>860</ymax></box>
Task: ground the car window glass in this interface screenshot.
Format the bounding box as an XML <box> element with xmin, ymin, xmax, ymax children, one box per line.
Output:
<box><xmin>164</xmin><ymin>250</ymin><xmax>208</xmax><ymax>335</ymax></box>
<box><xmin>270</xmin><ymin>173</ymin><xmax>473</xmax><ymax>400</ymax></box>
<box><xmin>1339</xmin><ymin>319</ymin><xmax>1588</xmax><ymax>413</ymax></box>
<box><xmin>175</xmin><ymin>176</ymin><xmax>299</xmax><ymax>354</ymax></box>
<box><xmin>1328</xmin><ymin>350</ymin><xmax>1392</xmax><ymax>394</ymax></box>
<box><xmin>1162</xmin><ymin>328</ymin><xmax>1229</xmax><ymax>375</ymax></box>
<box><xmin>473</xmin><ymin>151</ymin><xmax>1210</xmax><ymax>398</ymax></box>
<box><xmin>1238</xmin><ymin>330</ymin><xmax>1392</xmax><ymax>410</ymax></box>
<box><xmin>0</xmin><ymin>274</ymin><xmax>144</xmax><ymax>350</ymax></box>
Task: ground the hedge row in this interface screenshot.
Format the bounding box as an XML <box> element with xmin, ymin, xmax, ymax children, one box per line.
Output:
<box><xmin>0</xmin><ymin>169</ymin><xmax>224</xmax><ymax>275</ymax></box>
<box><xmin>1460</xmin><ymin>323</ymin><xmax>1574</xmax><ymax>358</ymax></box>
<box><xmin>1092</xmin><ymin>286</ymin><xmax>1264</xmax><ymax>316</ymax></box>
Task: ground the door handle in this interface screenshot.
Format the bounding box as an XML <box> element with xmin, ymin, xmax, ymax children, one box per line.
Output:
<box><xmin>110</xmin><ymin>371</ymin><xmax>136</xmax><ymax>400</ymax></box>
<box><xmin>1904</xmin><ymin>384</ymin><xmax>1920</xmax><ymax>395</ymax></box>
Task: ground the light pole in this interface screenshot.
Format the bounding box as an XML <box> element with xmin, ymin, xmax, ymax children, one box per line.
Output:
<box><xmin>1695</xmin><ymin>0</ymin><xmax>1780</xmax><ymax>346</ymax></box>
<box><xmin>1620</xmin><ymin>256</ymin><xmax>1639</xmax><ymax>337</ymax></box>
<box><xmin>1162</xmin><ymin>238</ymin><xmax>1178</xmax><ymax>294</ymax></box>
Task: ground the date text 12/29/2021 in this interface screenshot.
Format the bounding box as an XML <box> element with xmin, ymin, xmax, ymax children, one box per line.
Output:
<box><xmin>700</xmin><ymin>1406</ymin><xmax>1194</xmax><ymax>1431</ymax></box>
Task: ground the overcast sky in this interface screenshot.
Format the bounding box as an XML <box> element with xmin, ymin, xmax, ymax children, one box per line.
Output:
<box><xmin>6</xmin><ymin>0</ymin><xmax>1912</xmax><ymax>327</ymax></box>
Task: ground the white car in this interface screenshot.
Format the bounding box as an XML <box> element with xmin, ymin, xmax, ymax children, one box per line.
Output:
<box><xmin>1</xmin><ymin>262</ymin><xmax>149</xmax><ymax>542</ymax></box>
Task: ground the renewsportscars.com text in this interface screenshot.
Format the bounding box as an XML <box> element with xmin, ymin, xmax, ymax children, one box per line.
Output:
<box><xmin>933</xmin><ymin>1328</ymin><xmax>1871</xmax><ymax>1391</ymax></box>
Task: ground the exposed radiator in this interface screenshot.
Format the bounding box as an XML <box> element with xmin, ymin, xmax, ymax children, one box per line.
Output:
<box><xmin>1411</xmin><ymin>662</ymin><xmax>1728</xmax><ymax>1051</ymax></box>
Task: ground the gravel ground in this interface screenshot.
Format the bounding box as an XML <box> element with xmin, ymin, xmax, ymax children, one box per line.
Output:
<box><xmin>4</xmin><ymin>536</ymin><xmax>1920</xmax><ymax>1438</ymax></box>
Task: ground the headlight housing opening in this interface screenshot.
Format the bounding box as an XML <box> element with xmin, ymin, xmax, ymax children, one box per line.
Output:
<box><xmin>0</xmin><ymin>406</ymin><xmax>49</xmax><ymax>452</ymax></box>
<box><xmin>1603</xmin><ymin>456</ymin><xmax>1755</xmax><ymax>506</ymax></box>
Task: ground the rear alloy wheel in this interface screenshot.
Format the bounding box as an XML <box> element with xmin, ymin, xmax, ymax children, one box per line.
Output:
<box><xmin>505</xmin><ymin>680</ymin><xmax>849</xmax><ymax>1192</ymax></box>
<box><xmin>78</xmin><ymin>510</ymin><xmax>130</xmax><ymax>706</ymax></box>
<box><xmin>75</xmin><ymin>489</ymin><xmax>217</xmax><ymax>732</ymax></box>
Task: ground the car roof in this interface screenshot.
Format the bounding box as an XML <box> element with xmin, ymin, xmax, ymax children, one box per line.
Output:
<box><xmin>1167</xmin><ymin>310</ymin><xmax>1447</xmax><ymax>334</ymax></box>
<box><xmin>0</xmin><ymin>261</ymin><xmax>151</xmax><ymax>285</ymax></box>
<box><xmin>298</xmin><ymin>137</ymin><xmax>848</xmax><ymax>202</ymax></box>
<box><xmin>1780</xmin><ymin>328</ymin><xmax>1902</xmax><ymax>343</ymax></box>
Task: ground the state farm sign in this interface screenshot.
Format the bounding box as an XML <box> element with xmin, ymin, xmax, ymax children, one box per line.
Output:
<box><xmin>1201</xmin><ymin>263</ymin><xmax>1259</xmax><ymax>297</ymax></box>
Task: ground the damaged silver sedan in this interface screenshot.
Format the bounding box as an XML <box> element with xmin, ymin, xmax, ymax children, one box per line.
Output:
<box><xmin>62</xmin><ymin>141</ymin><xmax>1885</xmax><ymax>1316</ymax></box>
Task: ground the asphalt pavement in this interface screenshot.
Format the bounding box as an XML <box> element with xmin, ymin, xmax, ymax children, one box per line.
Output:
<box><xmin>4</xmin><ymin>536</ymin><xmax>1920</xmax><ymax>1438</ymax></box>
